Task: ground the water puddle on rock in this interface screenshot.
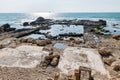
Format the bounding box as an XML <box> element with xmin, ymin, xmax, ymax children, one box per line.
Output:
<box><xmin>27</xmin><ymin>34</ymin><xmax>46</xmax><ymax>39</ymax></box>
<box><xmin>104</xmin><ymin>21</ymin><xmax>120</xmax><ymax>35</ymax></box>
<box><xmin>40</xmin><ymin>25</ymin><xmax>84</xmax><ymax>37</ymax></box>
<box><xmin>53</xmin><ymin>43</ymin><xmax>68</xmax><ymax>49</ymax></box>
<box><xmin>93</xmin><ymin>35</ymin><xmax>99</xmax><ymax>43</ymax></box>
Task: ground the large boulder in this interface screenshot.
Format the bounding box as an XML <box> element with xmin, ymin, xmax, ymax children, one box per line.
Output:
<box><xmin>30</xmin><ymin>21</ymin><xmax>36</xmax><ymax>26</ymax></box>
<box><xmin>29</xmin><ymin>17</ymin><xmax>45</xmax><ymax>26</ymax></box>
<box><xmin>0</xmin><ymin>27</ymin><xmax>4</xmax><ymax>32</ymax></box>
<box><xmin>35</xmin><ymin>17</ymin><xmax>45</xmax><ymax>22</ymax></box>
<box><xmin>23</xmin><ymin>22</ymin><xmax>29</xmax><ymax>26</ymax></box>
<box><xmin>0</xmin><ymin>23</ymin><xmax>10</xmax><ymax>32</ymax></box>
<box><xmin>99</xmin><ymin>19</ymin><xmax>106</xmax><ymax>25</ymax></box>
<box><xmin>0</xmin><ymin>23</ymin><xmax>16</xmax><ymax>33</ymax></box>
<box><xmin>1</xmin><ymin>23</ymin><xmax>10</xmax><ymax>29</ymax></box>
<box><xmin>74</xmin><ymin>20</ymin><xmax>106</xmax><ymax>26</ymax></box>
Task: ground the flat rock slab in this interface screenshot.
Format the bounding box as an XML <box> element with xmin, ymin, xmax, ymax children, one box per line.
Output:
<box><xmin>0</xmin><ymin>45</ymin><xmax>49</xmax><ymax>68</ymax></box>
<box><xmin>58</xmin><ymin>47</ymin><xmax>108</xmax><ymax>76</ymax></box>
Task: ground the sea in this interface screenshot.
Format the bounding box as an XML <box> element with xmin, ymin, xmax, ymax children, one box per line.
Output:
<box><xmin>0</xmin><ymin>13</ymin><xmax>120</xmax><ymax>34</ymax></box>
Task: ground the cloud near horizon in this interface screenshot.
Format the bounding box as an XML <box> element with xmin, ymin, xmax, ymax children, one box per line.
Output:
<box><xmin>0</xmin><ymin>0</ymin><xmax>120</xmax><ymax>12</ymax></box>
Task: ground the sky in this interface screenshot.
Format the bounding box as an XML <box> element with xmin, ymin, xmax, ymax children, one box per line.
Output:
<box><xmin>0</xmin><ymin>0</ymin><xmax>120</xmax><ymax>12</ymax></box>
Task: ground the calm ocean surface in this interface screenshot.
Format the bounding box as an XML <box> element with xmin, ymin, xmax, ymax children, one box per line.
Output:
<box><xmin>0</xmin><ymin>13</ymin><xmax>120</xmax><ymax>34</ymax></box>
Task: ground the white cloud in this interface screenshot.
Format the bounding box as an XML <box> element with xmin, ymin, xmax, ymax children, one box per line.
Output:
<box><xmin>0</xmin><ymin>0</ymin><xmax>120</xmax><ymax>12</ymax></box>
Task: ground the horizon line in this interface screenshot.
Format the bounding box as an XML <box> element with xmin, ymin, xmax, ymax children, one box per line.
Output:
<box><xmin>0</xmin><ymin>12</ymin><xmax>120</xmax><ymax>13</ymax></box>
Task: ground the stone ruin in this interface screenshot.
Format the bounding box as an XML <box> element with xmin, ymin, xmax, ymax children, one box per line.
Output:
<box><xmin>58</xmin><ymin>47</ymin><xmax>110</xmax><ymax>80</ymax></box>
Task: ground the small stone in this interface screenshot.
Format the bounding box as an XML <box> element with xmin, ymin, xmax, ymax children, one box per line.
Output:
<box><xmin>69</xmin><ymin>38</ymin><xmax>74</xmax><ymax>41</ymax></box>
<box><xmin>49</xmin><ymin>51</ymin><xmax>53</xmax><ymax>55</ymax></box>
<box><xmin>50</xmin><ymin>57</ymin><xmax>59</xmax><ymax>67</ymax></box>
<box><xmin>112</xmin><ymin>35</ymin><xmax>120</xmax><ymax>40</ymax></box>
<box><xmin>42</xmin><ymin>54</ymin><xmax>60</xmax><ymax>67</ymax></box>
<box><xmin>0</xmin><ymin>45</ymin><xmax>4</xmax><ymax>49</ymax></box>
<box><xmin>8</xmin><ymin>42</ymin><xmax>17</xmax><ymax>48</ymax></box>
<box><xmin>114</xmin><ymin>30</ymin><xmax>117</xmax><ymax>32</ymax></box>
<box><xmin>47</xmin><ymin>77</ymin><xmax>54</xmax><ymax>80</ymax></box>
<box><xmin>54</xmin><ymin>72</ymin><xmax>60</xmax><ymax>80</ymax></box>
<box><xmin>43</xmin><ymin>47</ymin><xmax>53</xmax><ymax>52</ymax></box>
<box><xmin>103</xmin><ymin>57</ymin><xmax>116</xmax><ymax>66</ymax></box>
<box><xmin>112</xmin><ymin>60</ymin><xmax>120</xmax><ymax>71</ymax></box>
<box><xmin>30</xmin><ymin>21</ymin><xmax>36</xmax><ymax>26</ymax></box>
<box><xmin>20</xmin><ymin>38</ymin><xmax>28</xmax><ymax>43</ymax></box>
<box><xmin>72</xmin><ymin>40</ymin><xmax>82</xmax><ymax>44</ymax></box>
<box><xmin>36</xmin><ymin>39</ymin><xmax>52</xmax><ymax>46</ymax></box>
<box><xmin>98</xmin><ymin>47</ymin><xmax>112</xmax><ymax>56</ymax></box>
<box><xmin>53</xmin><ymin>55</ymin><xmax>60</xmax><ymax>59</ymax></box>
<box><xmin>45</xmin><ymin>55</ymin><xmax>54</xmax><ymax>61</ymax></box>
<box><xmin>27</xmin><ymin>38</ymin><xmax>35</xmax><ymax>43</ymax></box>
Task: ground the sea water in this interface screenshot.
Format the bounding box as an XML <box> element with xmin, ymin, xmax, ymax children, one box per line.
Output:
<box><xmin>0</xmin><ymin>13</ymin><xmax>120</xmax><ymax>34</ymax></box>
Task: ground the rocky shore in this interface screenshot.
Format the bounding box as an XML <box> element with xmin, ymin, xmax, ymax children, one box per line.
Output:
<box><xmin>0</xmin><ymin>17</ymin><xmax>120</xmax><ymax>80</ymax></box>
<box><xmin>23</xmin><ymin>17</ymin><xmax>106</xmax><ymax>26</ymax></box>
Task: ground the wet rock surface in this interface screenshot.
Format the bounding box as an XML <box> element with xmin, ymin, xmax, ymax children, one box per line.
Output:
<box><xmin>23</xmin><ymin>17</ymin><xmax>106</xmax><ymax>27</ymax></box>
<box><xmin>23</xmin><ymin>22</ymin><xmax>29</xmax><ymax>26</ymax></box>
<box><xmin>90</xmin><ymin>27</ymin><xmax>109</xmax><ymax>35</ymax></box>
<box><xmin>52</xmin><ymin>19</ymin><xmax>106</xmax><ymax>26</ymax></box>
<box><xmin>29</xmin><ymin>17</ymin><xmax>48</xmax><ymax>26</ymax></box>
<box><xmin>13</xmin><ymin>28</ymin><xmax>40</xmax><ymax>38</ymax></box>
<box><xmin>35</xmin><ymin>17</ymin><xmax>45</xmax><ymax>22</ymax></box>
<box><xmin>0</xmin><ymin>23</ymin><xmax>16</xmax><ymax>33</ymax></box>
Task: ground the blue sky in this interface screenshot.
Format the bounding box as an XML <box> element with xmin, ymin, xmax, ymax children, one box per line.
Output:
<box><xmin>0</xmin><ymin>0</ymin><xmax>120</xmax><ymax>12</ymax></box>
